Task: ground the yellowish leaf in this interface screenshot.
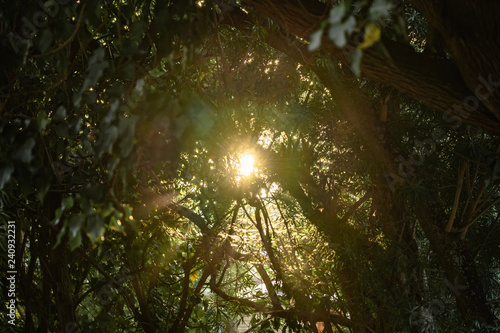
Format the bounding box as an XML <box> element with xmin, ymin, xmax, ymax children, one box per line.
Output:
<box><xmin>190</xmin><ymin>272</ymin><xmax>198</xmax><ymax>282</ymax></box>
<box><xmin>357</xmin><ymin>23</ymin><xmax>381</xmax><ymax>49</ymax></box>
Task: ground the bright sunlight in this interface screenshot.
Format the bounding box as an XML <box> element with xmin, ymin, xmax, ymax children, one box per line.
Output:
<box><xmin>239</xmin><ymin>154</ymin><xmax>255</xmax><ymax>176</ymax></box>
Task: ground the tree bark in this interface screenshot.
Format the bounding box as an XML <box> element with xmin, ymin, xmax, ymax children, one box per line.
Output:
<box><xmin>237</xmin><ymin>0</ymin><xmax>500</xmax><ymax>134</ymax></box>
<box><xmin>248</xmin><ymin>23</ymin><xmax>497</xmax><ymax>327</ymax></box>
<box><xmin>42</xmin><ymin>189</ymin><xmax>79</xmax><ymax>333</ymax></box>
<box><xmin>408</xmin><ymin>0</ymin><xmax>500</xmax><ymax>120</ymax></box>
<box><xmin>50</xmin><ymin>237</ymin><xmax>78</xmax><ymax>333</ymax></box>
<box><xmin>412</xmin><ymin>202</ymin><xmax>497</xmax><ymax>325</ymax></box>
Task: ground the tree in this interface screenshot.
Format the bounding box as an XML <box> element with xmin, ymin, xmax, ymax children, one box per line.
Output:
<box><xmin>1</xmin><ymin>1</ymin><xmax>499</xmax><ymax>332</ymax></box>
<box><xmin>235</xmin><ymin>0</ymin><xmax>500</xmax><ymax>134</ymax></box>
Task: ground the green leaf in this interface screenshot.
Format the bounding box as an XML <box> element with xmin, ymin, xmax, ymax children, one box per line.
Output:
<box><xmin>109</xmin><ymin>81</ymin><xmax>126</xmax><ymax>97</ymax></box>
<box><xmin>117</xmin><ymin>116</ymin><xmax>138</xmax><ymax>158</ymax></box>
<box><xmin>273</xmin><ymin>317</ymin><xmax>281</xmax><ymax>330</ymax></box>
<box><xmin>69</xmin><ymin>231</ymin><xmax>82</xmax><ymax>251</ymax></box>
<box><xmin>0</xmin><ymin>164</ymin><xmax>14</xmax><ymax>188</ymax></box>
<box><xmin>119</xmin><ymin>39</ymin><xmax>145</xmax><ymax>58</ymax></box>
<box><xmin>34</xmin><ymin>172</ymin><xmax>51</xmax><ymax>201</ymax></box>
<box><xmin>186</xmin><ymin>99</ymin><xmax>214</xmax><ymax>139</ymax></box>
<box><xmin>13</xmin><ymin>138</ymin><xmax>36</xmax><ymax>163</ymax></box>
<box><xmin>81</xmin><ymin>47</ymin><xmax>109</xmax><ymax>92</ymax></box>
<box><xmin>105</xmin><ymin>101</ymin><xmax>119</xmax><ymax>123</ymax></box>
<box><xmin>62</xmin><ymin>196</ymin><xmax>74</xmax><ymax>210</ymax></box>
<box><xmin>109</xmin><ymin>215</ymin><xmax>124</xmax><ymax>233</ymax></box>
<box><xmin>54</xmin><ymin>207</ymin><xmax>63</xmax><ymax>225</ymax></box>
<box><xmin>131</xmin><ymin>21</ymin><xmax>148</xmax><ymax>41</ymax></box>
<box><xmin>73</xmin><ymin>91</ymin><xmax>82</xmax><ymax>108</ymax></box>
<box><xmin>37</xmin><ymin>111</ymin><xmax>51</xmax><ymax>132</ymax></box>
<box><xmin>86</xmin><ymin>214</ymin><xmax>105</xmax><ymax>242</ymax></box>
<box><xmin>124</xmin><ymin>205</ymin><xmax>133</xmax><ymax>220</ymax></box>
<box><xmin>68</xmin><ymin>118</ymin><xmax>82</xmax><ymax>139</ymax></box>
<box><xmin>68</xmin><ymin>214</ymin><xmax>83</xmax><ymax>238</ymax></box>
<box><xmin>53</xmin><ymin>226</ymin><xmax>66</xmax><ymax>249</ymax></box>
<box><xmin>120</xmin><ymin>63</ymin><xmax>136</xmax><ymax>80</ymax></box>
<box><xmin>106</xmin><ymin>155</ymin><xmax>120</xmax><ymax>176</ymax></box>
<box><xmin>96</xmin><ymin>125</ymin><xmax>118</xmax><ymax>157</ymax></box>
<box><xmin>54</xmin><ymin>197</ymin><xmax>75</xmax><ymax>225</ymax></box>
<box><xmin>101</xmin><ymin>202</ymin><xmax>114</xmax><ymax>217</ymax></box>
<box><xmin>79</xmin><ymin>197</ymin><xmax>92</xmax><ymax>215</ymax></box>
<box><xmin>123</xmin><ymin>205</ymin><xmax>138</xmax><ymax>232</ymax></box>
<box><xmin>189</xmin><ymin>294</ymin><xmax>201</xmax><ymax>304</ymax></box>
<box><xmin>53</xmin><ymin>106</ymin><xmax>67</xmax><ymax>121</ymax></box>
<box><xmin>81</xmin><ymin>183</ymin><xmax>105</xmax><ymax>202</ymax></box>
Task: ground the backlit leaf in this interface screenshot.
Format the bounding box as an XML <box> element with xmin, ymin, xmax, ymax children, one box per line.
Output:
<box><xmin>357</xmin><ymin>23</ymin><xmax>381</xmax><ymax>49</ymax></box>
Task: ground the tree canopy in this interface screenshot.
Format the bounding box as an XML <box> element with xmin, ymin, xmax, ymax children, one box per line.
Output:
<box><xmin>1</xmin><ymin>0</ymin><xmax>499</xmax><ymax>332</ymax></box>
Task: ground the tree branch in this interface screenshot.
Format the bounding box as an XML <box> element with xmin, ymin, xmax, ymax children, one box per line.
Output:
<box><xmin>228</xmin><ymin>1</ymin><xmax>500</xmax><ymax>134</ymax></box>
<box><xmin>446</xmin><ymin>161</ymin><xmax>467</xmax><ymax>232</ymax></box>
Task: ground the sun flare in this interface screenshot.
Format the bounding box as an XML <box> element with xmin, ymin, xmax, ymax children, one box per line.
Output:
<box><xmin>239</xmin><ymin>154</ymin><xmax>255</xmax><ymax>176</ymax></box>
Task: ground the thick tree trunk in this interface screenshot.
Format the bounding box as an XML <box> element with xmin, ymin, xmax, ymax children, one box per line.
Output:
<box><xmin>413</xmin><ymin>203</ymin><xmax>497</xmax><ymax>326</ymax></box>
<box><xmin>36</xmin><ymin>187</ymin><xmax>79</xmax><ymax>333</ymax></box>
<box><xmin>261</xmin><ymin>28</ymin><xmax>497</xmax><ymax>326</ymax></box>
<box><xmin>125</xmin><ymin>242</ymin><xmax>157</xmax><ymax>333</ymax></box>
<box><xmin>50</xmin><ymin>237</ymin><xmax>78</xmax><ymax>332</ymax></box>
<box><xmin>238</xmin><ymin>0</ymin><xmax>500</xmax><ymax>134</ymax></box>
<box><xmin>408</xmin><ymin>0</ymin><xmax>500</xmax><ymax>120</ymax></box>
<box><xmin>225</xmin><ymin>3</ymin><xmax>498</xmax><ymax>327</ymax></box>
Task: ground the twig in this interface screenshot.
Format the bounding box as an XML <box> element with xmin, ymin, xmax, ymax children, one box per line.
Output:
<box><xmin>445</xmin><ymin>161</ymin><xmax>467</xmax><ymax>232</ymax></box>
<box><xmin>473</xmin><ymin>212</ymin><xmax>500</xmax><ymax>261</ymax></box>
<box><xmin>458</xmin><ymin>196</ymin><xmax>500</xmax><ymax>239</ymax></box>
<box><xmin>33</xmin><ymin>3</ymin><xmax>87</xmax><ymax>58</ymax></box>
<box><xmin>243</xmin><ymin>316</ymin><xmax>274</xmax><ymax>333</ymax></box>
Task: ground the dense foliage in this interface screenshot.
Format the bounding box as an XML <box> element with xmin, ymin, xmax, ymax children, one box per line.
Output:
<box><xmin>1</xmin><ymin>0</ymin><xmax>499</xmax><ymax>332</ymax></box>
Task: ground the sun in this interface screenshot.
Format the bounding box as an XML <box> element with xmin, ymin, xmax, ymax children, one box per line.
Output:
<box><xmin>239</xmin><ymin>154</ymin><xmax>255</xmax><ymax>176</ymax></box>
